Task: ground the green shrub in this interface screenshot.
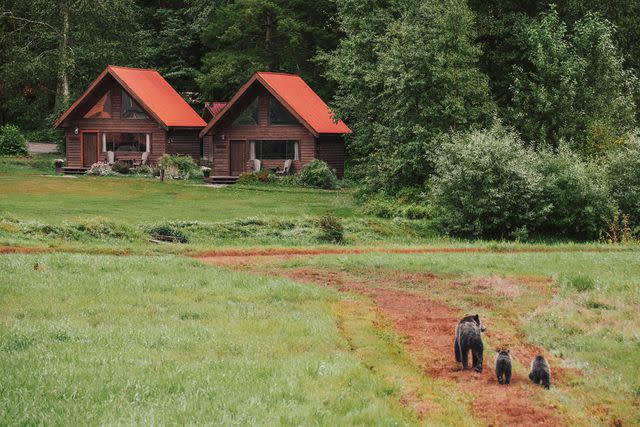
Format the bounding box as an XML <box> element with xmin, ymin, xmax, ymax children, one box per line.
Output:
<box><xmin>111</xmin><ymin>161</ymin><xmax>130</xmax><ymax>175</ymax></box>
<box><xmin>537</xmin><ymin>147</ymin><xmax>614</xmax><ymax>239</ymax></box>
<box><xmin>0</xmin><ymin>124</ymin><xmax>28</xmax><ymax>156</ymax></box>
<box><xmin>87</xmin><ymin>162</ymin><xmax>116</xmax><ymax>176</ymax></box>
<box><xmin>157</xmin><ymin>154</ymin><xmax>199</xmax><ymax>179</ymax></box>
<box><xmin>608</xmin><ymin>136</ymin><xmax>640</xmax><ymax>225</ymax></box>
<box><xmin>564</xmin><ymin>275</ymin><xmax>596</xmax><ymax>292</ymax></box>
<box><xmin>431</xmin><ymin>125</ymin><xmax>546</xmax><ymax>239</ymax></box>
<box><xmin>278</xmin><ymin>174</ymin><xmax>301</xmax><ymax>186</ymax></box>
<box><xmin>131</xmin><ymin>164</ymin><xmax>153</xmax><ymax>176</ymax></box>
<box><xmin>359</xmin><ymin>198</ymin><xmax>401</xmax><ymax>219</ymax></box>
<box><xmin>256</xmin><ymin>169</ymin><xmax>271</xmax><ymax>182</ymax></box>
<box><xmin>145</xmin><ymin>223</ymin><xmax>188</xmax><ymax>242</ymax></box>
<box><xmin>237</xmin><ymin>172</ymin><xmax>258</xmax><ymax>184</ymax></box>
<box><xmin>402</xmin><ymin>204</ymin><xmax>432</xmax><ymax>220</ymax></box>
<box><xmin>299</xmin><ymin>159</ymin><xmax>338</xmax><ymax>189</ymax></box>
<box><xmin>316</xmin><ymin>214</ymin><xmax>344</xmax><ymax>243</ymax></box>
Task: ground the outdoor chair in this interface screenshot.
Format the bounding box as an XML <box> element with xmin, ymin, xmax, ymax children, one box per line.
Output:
<box><xmin>251</xmin><ymin>159</ymin><xmax>261</xmax><ymax>172</ymax></box>
<box><xmin>276</xmin><ymin>159</ymin><xmax>293</xmax><ymax>175</ymax></box>
<box><xmin>107</xmin><ymin>150</ymin><xmax>115</xmax><ymax>164</ymax></box>
<box><xmin>133</xmin><ymin>151</ymin><xmax>149</xmax><ymax>167</ymax></box>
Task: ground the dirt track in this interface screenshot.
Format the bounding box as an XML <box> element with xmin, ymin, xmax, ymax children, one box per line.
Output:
<box><xmin>197</xmin><ymin>252</ymin><xmax>568</xmax><ymax>426</ymax></box>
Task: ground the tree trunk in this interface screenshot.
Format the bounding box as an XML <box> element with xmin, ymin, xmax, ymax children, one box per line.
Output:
<box><xmin>54</xmin><ymin>1</ymin><xmax>70</xmax><ymax>112</ymax></box>
<box><xmin>265</xmin><ymin>9</ymin><xmax>278</xmax><ymax>71</ymax></box>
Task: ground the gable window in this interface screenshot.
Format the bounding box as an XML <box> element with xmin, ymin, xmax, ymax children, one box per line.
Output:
<box><xmin>121</xmin><ymin>89</ymin><xmax>149</xmax><ymax>119</ymax></box>
<box><xmin>249</xmin><ymin>140</ymin><xmax>299</xmax><ymax>160</ymax></box>
<box><xmin>102</xmin><ymin>133</ymin><xmax>150</xmax><ymax>152</ymax></box>
<box><xmin>269</xmin><ymin>96</ymin><xmax>297</xmax><ymax>125</ymax></box>
<box><xmin>232</xmin><ymin>97</ymin><xmax>259</xmax><ymax>126</ymax></box>
<box><xmin>84</xmin><ymin>92</ymin><xmax>111</xmax><ymax>119</ymax></box>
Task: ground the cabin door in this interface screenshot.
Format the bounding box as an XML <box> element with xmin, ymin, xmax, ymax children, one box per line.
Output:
<box><xmin>229</xmin><ymin>140</ymin><xmax>246</xmax><ymax>176</ymax></box>
<box><xmin>82</xmin><ymin>132</ymin><xmax>99</xmax><ymax>168</ymax></box>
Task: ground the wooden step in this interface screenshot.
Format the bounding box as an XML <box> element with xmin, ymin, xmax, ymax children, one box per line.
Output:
<box><xmin>62</xmin><ymin>167</ymin><xmax>89</xmax><ymax>175</ymax></box>
<box><xmin>205</xmin><ymin>175</ymin><xmax>239</xmax><ymax>184</ymax></box>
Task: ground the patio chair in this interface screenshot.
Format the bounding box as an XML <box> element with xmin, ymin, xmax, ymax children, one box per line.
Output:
<box><xmin>133</xmin><ymin>152</ymin><xmax>149</xmax><ymax>167</ymax></box>
<box><xmin>251</xmin><ymin>159</ymin><xmax>261</xmax><ymax>172</ymax></box>
<box><xmin>276</xmin><ymin>159</ymin><xmax>293</xmax><ymax>175</ymax></box>
<box><xmin>107</xmin><ymin>150</ymin><xmax>115</xmax><ymax>164</ymax></box>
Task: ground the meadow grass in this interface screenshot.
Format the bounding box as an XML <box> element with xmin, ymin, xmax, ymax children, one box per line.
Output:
<box><xmin>0</xmin><ymin>253</ymin><xmax>424</xmax><ymax>425</ymax></box>
<box><xmin>281</xmin><ymin>250</ymin><xmax>640</xmax><ymax>424</ymax></box>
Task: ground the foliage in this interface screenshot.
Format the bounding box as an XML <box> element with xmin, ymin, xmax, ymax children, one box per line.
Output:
<box><xmin>431</xmin><ymin>125</ymin><xmax>547</xmax><ymax>239</ymax></box>
<box><xmin>197</xmin><ymin>0</ymin><xmax>339</xmax><ymax>101</ymax></box>
<box><xmin>322</xmin><ymin>0</ymin><xmax>495</xmax><ymax>194</ymax></box>
<box><xmin>52</xmin><ymin>158</ymin><xmax>65</xmax><ymax>168</ymax></box>
<box><xmin>131</xmin><ymin>164</ymin><xmax>153</xmax><ymax>176</ymax></box>
<box><xmin>608</xmin><ymin>136</ymin><xmax>640</xmax><ymax>225</ymax></box>
<box><xmin>201</xmin><ymin>166</ymin><xmax>211</xmax><ymax>177</ymax></box>
<box><xmin>158</xmin><ymin>154</ymin><xmax>199</xmax><ymax>179</ymax></box>
<box><xmin>298</xmin><ymin>159</ymin><xmax>338</xmax><ymax>189</ymax></box>
<box><xmin>0</xmin><ymin>124</ymin><xmax>28</xmax><ymax>156</ymax></box>
<box><xmin>237</xmin><ymin>172</ymin><xmax>259</xmax><ymax>185</ymax></box>
<box><xmin>145</xmin><ymin>222</ymin><xmax>188</xmax><ymax>242</ymax></box>
<box><xmin>256</xmin><ymin>169</ymin><xmax>272</xmax><ymax>183</ymax></box>
<box><xmin>316</xmin><ymin>214</ymin><xmax>344</xmax><ymax>243</ymax></box>
<box><xmin>507</xmin><ymin>7</ymin><xmax>637</xmax><ymax>154</ymax></box>
<box><xmin>111</xmin><ymin>161</ymin><xmax>130</xmax><ymax>175</ymax></box>
<box><xmin>536</xmin><ymin>147</ymin><xmax>614</xmax><ymax>239</ymax></box>
<box><xmin>87</xmin><ymin>162</ymin><xmax>116</xmax><ymax>176</ymax></box>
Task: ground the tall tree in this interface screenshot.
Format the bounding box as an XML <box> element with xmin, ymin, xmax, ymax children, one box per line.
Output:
<box><xmin>507</xmin><ymin>7</ymin><xmax>637</xmax><ymax>155</ymax></box>
<box><xmin>197</xmin><ymin>0</ymin><xmax>340</xmax><ymax>100</ymax></box>
<box><xmin>322</xmin><ymin>0</ymin><xmax>495</xmax><ymax>193</ymax></box>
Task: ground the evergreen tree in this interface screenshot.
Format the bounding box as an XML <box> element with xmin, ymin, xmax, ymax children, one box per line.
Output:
<box><xmin>323</xmin><ymin>0</ymin><xmax>495</xmax><ymax>193</ymax></box>
<box><xmin>197</xmin><ymin>0</ymin><xmax>340</xmax><ymax>100</ymax></box>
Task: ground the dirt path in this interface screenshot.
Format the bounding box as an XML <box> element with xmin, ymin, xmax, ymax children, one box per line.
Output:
<box><xmin>198</xmin><ymin>252</ymin><xmax>567</xmax><ymax>426</ymax></box>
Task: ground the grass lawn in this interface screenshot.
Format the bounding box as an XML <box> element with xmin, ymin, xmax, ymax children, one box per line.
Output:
<box><xmin>1</xmin><ymin>155</ymin><xmax>639</xmax><ymax>425</ymax></box>
<box><xmin>0</xmin><ymin>253</ymin><xmax>420</xmax><ymax>425</ymax></box>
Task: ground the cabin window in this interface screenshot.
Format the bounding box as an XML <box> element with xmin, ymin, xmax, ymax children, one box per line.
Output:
<box><xmin>102</xmin><ymin>133</ymin><xmax>150</xmax><ymax>152</ymax></box>
<box><xmin>269</xmin><ymin>96</ymin><xmax>297</xmax><ymax>125</ymax></box>
<box><xmin>121</xmin><ymin>90</ymin><xmax>149</xmax><ymax>119</ymax></box>
<box><xmin>84</xmin><ymin>92</ymin><xmax>111</xmax><ymax>119</ymax></box>
<box><xmin>232</xmin><ymin>97</ymin><xmax>259</xmax><ymax>126</ymax></box>
<box><xmin>249</xmin><ymin>140</ymin><xmax>299</xmax><ymax>160</ymax></box>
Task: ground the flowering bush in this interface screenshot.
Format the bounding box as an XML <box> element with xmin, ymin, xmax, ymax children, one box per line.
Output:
<box><xmin>87</xmin><ymin>162</ymin><xmax>117</xmax><ymax>176</ymax></box>
<box><xmin>158</xmin><ymin>154</ymin><xmax>199</xmax><ymax>179</ymax></box>
<box><xmin>52</xmin><ymin>158</ymin><xmax>65</xmax><ymax>168</ymax></box>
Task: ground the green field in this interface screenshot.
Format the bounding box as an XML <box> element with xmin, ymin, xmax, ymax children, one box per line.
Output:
<box><xmin>1</xmin><ymin>155</ymin><xmax>639</xmax><ymax>425</ymax></box>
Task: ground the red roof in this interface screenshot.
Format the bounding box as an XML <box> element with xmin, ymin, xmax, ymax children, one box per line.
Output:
<box><xmin>200</xmin><ymin>72</ymin><xmax>350</xmax><ymax>137</ymax></box>
<box><xmin>54</xmin><ymin>65</ymin><xmax>206</xmax><ymax>128</ymax></box>
<box><xmin>205</xmin><ymin>102</ymin><xmax>227</xmax><ymax>118</ymax></box>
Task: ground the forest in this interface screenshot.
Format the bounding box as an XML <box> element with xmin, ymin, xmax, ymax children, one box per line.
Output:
<box><xmin>2</xmin><ymin>0</ymin><xmax>640</xmax><ymax>239</ymax></box>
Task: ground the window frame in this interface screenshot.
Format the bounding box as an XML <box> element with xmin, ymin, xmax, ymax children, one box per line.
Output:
<box><xmin>121</xmin><ymin>89</ymin><xmax>150</xmax><ymax>120</ymax></box>
<box><xmin>249</xmin><ymin>140</ymin><xmax>299</xmax><ymax>161</ymax></box>
<box><xmin>268</xmin><ymin>95</ymin><xmax>298</xmax><ymax>125</ymax></box>
<box><xmin>232</xmin><ymin>97</ymin><xmax>260</xmax><ymax>126</ymax></box>
<box><xmin>102</xmin><ymin>132</ymin><xmax>150</xmax><ymax>153</ymax></box>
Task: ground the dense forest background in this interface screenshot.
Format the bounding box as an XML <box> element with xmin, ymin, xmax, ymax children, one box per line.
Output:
<box><xmin>2</xmin><ymin>0</ymin><xmax>640</xmax><ymax>238</ymax></box>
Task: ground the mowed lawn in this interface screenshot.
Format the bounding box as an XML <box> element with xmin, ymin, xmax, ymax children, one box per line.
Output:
<box><xmin>0</xmin><ymin>156</ymin><xmax>354</xmax><ymax>224</ymax></box>
<box><xmin>0</xmin><ymin>253</ymin><xmax>415</xmax><ymax>425</ymax></box>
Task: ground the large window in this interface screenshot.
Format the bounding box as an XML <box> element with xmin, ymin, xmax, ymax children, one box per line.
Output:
<box><xmin>250</xmin><ymin>140</ymin><xmax>299</xmax><ymax>160</ymax></box>
<box><xmin>102</xmin><ymin>133</ymin><xmax>150</xmax><ymax>152</ymax></box>
<box><xmin>232</xmin><ymin>97</ymin><xmax>259</xmax><ymax>126</ymax></box>
<box><xmin>269</xmin><ymin>96</ymin><xmax>297</xmax><ymax>125</ymax></box>
<box><xmin>121</xmin><ymin>90</ymin><xmax>149</xmax><ymax>119</ymax></box>
<box><xmin>84</xmin><ymin>92</ymin><xmax>111</xmax><ymax>119</ymax></box>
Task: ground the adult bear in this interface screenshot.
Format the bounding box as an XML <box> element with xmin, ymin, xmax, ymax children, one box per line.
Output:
<box><xmin>454</xmin><ymin>314</ymin><xmax>486</xmax><ymax>372</ymax></box>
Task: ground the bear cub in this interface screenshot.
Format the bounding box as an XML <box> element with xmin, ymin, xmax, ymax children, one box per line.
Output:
<box><xmin>529</xmin><ymin>355</ymin><xmax>551</xmax><ymax>389</ymax></box>
<box><xmin>454</xmin><ymin>314</ymin><xmax>486</xmax><ymax>372</ymax></box>
<box><xmin>495</xmin><ymin>350</ymin><xmax>512</xmax><ymax>385</ymax></box>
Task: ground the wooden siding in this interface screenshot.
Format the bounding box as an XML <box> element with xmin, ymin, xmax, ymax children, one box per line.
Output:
<box><xmin>167</xmin><ymin>129</ymin><xmax>201</xmax><ymax>160</ymax></box>
<box><xmin>206</xmin><ymin>86</ymin><xmax>317</xmax><ymax>176</ymax></box>
<box><xmin>61</xmin><ymin>77</ymin><xmax>201</xmax><ymax>167</ymax></box>
<box><xmin>316</xmin><ymin>135</ymin><xmax>346</xmax><ymax>178</ymax></box>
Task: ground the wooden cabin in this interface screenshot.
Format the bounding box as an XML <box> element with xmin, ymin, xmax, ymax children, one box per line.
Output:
<box><xmin>200</xmin><ymin>72</ymin><xmax>351</xmax><ymax>182</ymax></box>
<box><xmin>54</xmin><ymin>65</ymin><xmax>206</xmax><ymax>172</ymax></box>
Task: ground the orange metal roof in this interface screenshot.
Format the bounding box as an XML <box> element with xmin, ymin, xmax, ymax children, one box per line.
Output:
<box><xmin>204</xmin><ymin>101</ymin><xmax>227</xmax><ymax>118</ymax></box>
<box><xmin>257</xmin><ymin>72</ymin><xmax>351</xmax><ymax>134</ymax></box>
<box><xmin>200</xmin><ymin>72</ymin><xmax>351</xmax><ymax>137</ymax></box>
<box><xmin>54</xmin><ymin>65</ymin><xmax>206</xmax><ymax>128</ymax></box>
